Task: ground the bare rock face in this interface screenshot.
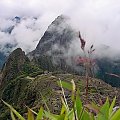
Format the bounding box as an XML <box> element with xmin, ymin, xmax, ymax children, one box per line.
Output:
<box><xmin>33</xmin><ymin>15</ymin><xmax>75</xmax><ymax>56</ymax></box>
<box><xmin>29</xmin><ymin>15</ymin><xmax>79</xmax><ymax>73</ymax></box>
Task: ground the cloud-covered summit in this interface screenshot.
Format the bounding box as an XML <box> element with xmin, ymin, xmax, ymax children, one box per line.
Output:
<box><xmin>0</xmin><ymin>0</ymin><xmax>120</xmax><ymax>54</ymax></box>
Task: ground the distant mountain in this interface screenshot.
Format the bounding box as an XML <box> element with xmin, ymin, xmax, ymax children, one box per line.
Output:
<box><xmin>0</xmin><ymin>43</ymin><xmax>17</xmax><ymax>69</ymax></box>
<box><xmin>1</xmin><ymin>16</ymin><xmax>21</xmax><ymax>34</ymax></box>
<box><xmin>0</xmin><ymin>52</ymin><xmax>6</xmax><ymax>69</ymax></box>
<box><xmin>0</xmin><ymin>16</ymin><xmax>21</xmax><ymax>68</ymax></box>
<box><xmin>96</xmin><ymin>57</ymin><xmax>120</xmax><ymax>87</ymax></box>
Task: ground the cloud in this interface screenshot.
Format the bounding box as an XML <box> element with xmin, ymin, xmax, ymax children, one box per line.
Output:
<box><xmin>0</xmin><ymin>0</ymin><xmax>120</xmax><ymax>54</ymax></box>
<box><xmin>67</xmin><ymin>0</ymin><xmax>120</xmax><ymax>51</ymax></box>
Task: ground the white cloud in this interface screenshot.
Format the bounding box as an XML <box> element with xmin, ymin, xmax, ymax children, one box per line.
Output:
<box><xmin>0</xmin><ymin>0</ymin><xmax>120</xmax><ymax>54</ymax></box>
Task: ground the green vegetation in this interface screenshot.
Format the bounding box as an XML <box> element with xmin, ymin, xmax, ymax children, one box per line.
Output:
<box><xmin>2</xmin><ymin>80</ymin><xmax>120</xmax><ymax>120</ymax></box>
<box><xmin>1</xmin><ymin>32</ymin><xmax>120</xmax><ymax>120</ymax></box>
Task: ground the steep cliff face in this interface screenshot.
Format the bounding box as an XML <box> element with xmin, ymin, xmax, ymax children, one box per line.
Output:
<box><xmin>29</xmin><ymin>15</ymin><xmax>81</xmax><ymax>73</ymax></box>
<box><xmin>29</xmin><ymin>15</ymin><xmax>120</xmax><ymax>87</ymax></box>
<box><xmin>33</xmin><ymin>15</ymin><xmax>75</xmax><ymax>55</ymax></box>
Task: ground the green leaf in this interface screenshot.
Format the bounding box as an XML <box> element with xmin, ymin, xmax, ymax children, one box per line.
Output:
<box><xmin>89</xmin><ymin>113</ymin><xmax>95</xmax><ymax>120</ymax></box>
<box><xmin>36</xmin><ymin>107</ymin><xmax>43</xmax><ymax>120</ymax></box>
<box><xmin>57</xmin><ymin>81</ymin><xmax>72</xmax><ymax>91</ymax></box>
<box><xmin>110</xmin><ymin>109</ymin><xmax>120</xmax><ymax>120</ymax></box>
<box><xmin>57</xmin><ymin>114</ymin><xmax>65</xmax><ymax>120</ymax></box>
<box><xmin>44</xmin><ymin>111</ymin><xmax>57</xmax><ymax>120</ymax></box>
<box><xmin>109</xmin><ymin>97</ymin><xmax>116</xmax><ymax>117</ymax></box>
<box><xmin>10</xmin><ymin>111</ymin><xmax>16</xmax><ymax>120</ymax></box>
<box><xmin>28</xmin><ymin>108</ymin><xmax>34</xmax><ymax>120</ymax></box>
<box><xmin>97</xmin><ymin>98</ymin><xmax>109</xmax><ymax>120</ymax></box>
<box><xmin>81</xmin><ymin>110</ymin><xmax>90</xmax><ymax>120</ymax></box>
<box><xmin>75</xmin><ymin>90</ymin><xmax>82</xmax><ymax>119</ymax></box>
<box><xmin>60</xmin><ymin>105</ymin><xmax>66</xmax><ymax>115</ymax></box>
<box><xmin>2</xmin><ymin>100</ymin><xmax>25</xmax><ymax>120</ymax></box>
<box><xmin>61</xmin><ymin>97</ymin><xmax>69</xmax><ymax>113</ymax></box>
<box><xmin>59</xmin><ymin>79</ymin><xmax>69</xmax><ymax>112</ymax></box>
<box><xmin>67</xmin><ymin>109</ymin><xmax>74</xmax><ymax>120</ymax></box>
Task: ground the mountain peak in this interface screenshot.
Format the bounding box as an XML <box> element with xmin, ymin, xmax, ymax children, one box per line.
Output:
<box><xmin>1</xmin><ymin>48</ymin><xmax>29</xmax><ymax>83</ymax></box>
<box><xmin>50</xmin><ymin>15</ymin><xmax>69</xmax><ymax>25</ymax></box>
<box><xmin>34</xmin><ymin>15</ymin><xmax>75</xmax><ymax>56</ymax></box>
<box><xmin>13</xmin><ymin>16</ymin><xmax>21</xmax><ymax>23</ymax></box>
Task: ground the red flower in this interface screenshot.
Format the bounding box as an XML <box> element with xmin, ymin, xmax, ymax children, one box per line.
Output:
<box><xmin>75</xmin><ymin>56</ymin><xmax>96</xmax><ymax>65</ymax></box>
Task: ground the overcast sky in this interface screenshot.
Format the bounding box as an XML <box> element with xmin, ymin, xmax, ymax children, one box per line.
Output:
<box><xmin>0</xmin><ymin>0</ymin><xmax>120</xmax><ymax>53</ymax></box>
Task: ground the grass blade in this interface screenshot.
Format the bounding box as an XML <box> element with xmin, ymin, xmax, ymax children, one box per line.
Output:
<box><xmin>10</xmin><ymin>111</ymin><xmax>16</xmax><ymax>120</ymax></box>
<box><xmin>110</xmin><ymin>109</ymin><xmax>120</xmax><ymax>120</ymax></box>
<box><xmin>109</xmin><ymin>96</ymin><xmax>116</xmax><ymax>117</ymax></box>
<box><xmin>36</xmin><ymin>107</ymin><xmax>43</xmax><ymax>120</ymax></box>
<box><xmin>28</xmin><ymin>107</ymin><xmax>35</xmax><ymax>120</ymax></box>
<box><xmin>2</xmin><ymin>100</ymin><xmax>25</xmax><ymax>120</ymax></box>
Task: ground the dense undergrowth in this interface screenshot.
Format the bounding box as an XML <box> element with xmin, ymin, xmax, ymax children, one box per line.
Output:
<box><xmin>2</xmin><ymin>80</ymin><xmax>120</xmax><ymax>120</ymax></box>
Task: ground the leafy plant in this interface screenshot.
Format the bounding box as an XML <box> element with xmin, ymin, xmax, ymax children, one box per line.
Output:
<box><xmin>2</xmin><ymin>79</ymin><xmax>120</xmax><ymax>120</ymax></box>
<box><xmin>78</xmin><ymin>31</ymin><xmax>96</xmax><ymax>102</ymax></box>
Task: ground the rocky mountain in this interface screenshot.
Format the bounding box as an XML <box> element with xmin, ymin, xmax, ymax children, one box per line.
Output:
<box><xmin>33</xmin><ymin>15</ymin><xmax>75</xmax><ymax>55</ymax></box>
<box><xmin>1</xmin><ymin>48</ymin><xmax>28</xmax><ymax>83</ymax></box>
<box><xmin>29</xmin><ymin>15</ymin><xmax>84</xmax><ymax>74</ymax></box>
<box><xmin>0</xmin><ymin>15</ymin><xmax>119</xmax><ymax>87</ymax></box>
<box><xmin>29</xmin><ymin>15</ymin><xmax>120</xmax><ymax>87</ymax></box>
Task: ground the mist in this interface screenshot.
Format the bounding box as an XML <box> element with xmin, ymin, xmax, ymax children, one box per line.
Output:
<box><xmin>0</xmin><ymin>0</ymin><xmax>120</xmax><ymax>56</ymax></box>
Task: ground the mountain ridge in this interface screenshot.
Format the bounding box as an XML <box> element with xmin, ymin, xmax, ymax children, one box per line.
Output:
<box><xmin>1</xmin><ymin>15</ymin><xmax>120</xmax><ymax>86</ymax></box>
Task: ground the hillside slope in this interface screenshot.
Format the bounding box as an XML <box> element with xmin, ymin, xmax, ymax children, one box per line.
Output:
<box><xmin>0</xmin><ymin>48</ymin><xmax>120</xmax><ymax>119</ymax></box>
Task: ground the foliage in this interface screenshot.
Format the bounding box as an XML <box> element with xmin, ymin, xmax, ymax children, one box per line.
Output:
<box><xmin>2</xmin><ymin>80</ymin><xmax>120</xmax><ymax>120</ymax></box>
<box><xmin>96</xmin><ymin>58</ymin><xmax>120</xmax><ymax>87</ymax></box>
